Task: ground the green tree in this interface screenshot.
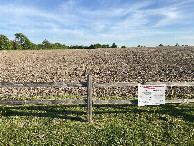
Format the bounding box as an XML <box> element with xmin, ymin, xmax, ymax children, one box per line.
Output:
<box><xmin>111</xmin><ymin>43</ymin><xmax>117</xmax><ymax>48</ymax></box>
<box><xmin>159</xmin><ymin>44</ymin><xmax>163</xmax><ymax>46</ymax></box>
<box><xmin>0</xmin><ymin>34</ymin><xmax>11</xmax><ymax>50</ymax></box>
<box><xmin>62</xmin><ymin>44</ymin><xmax>69</xmax><ymax>49</ymax></box>
<box><xmin>42</xmin><ymin>39</ymin><xmax>52</xmax><ymax>49</ymax></box>
<box><xmin>175</xmin><ymin>43</ymin><xmax>179</xmax><ymax>46</ymax></box>
<box><xmin>53</xmin><ymin>43</ymin><xmax>68</xmax><ymax>49</ymax></box>
<box><xmin>14</xmin><ymin>33</ymin><xmax>33</xmax><ymax>50</ymax></box>
<box><xmin>94</xmin><ymin>43</ymin><xmax>102</xmax><ymax>48</ymax></box>
<box><xmin>88</xmin><ymin>44</ymin><xmax>95</xmax><ymax>49</ymax></box>
<box><xmin>10</xmin><ymin>40</ymin><xmax>19</xmax><ymax>50</ymax></box>
<box><xmin>35</xmin><ymin>44</ymin><xmax>43</xmax><ymax>50</ymax></box>
<box><xmin>53</xmin><ymin>42</ymin><xmax>63</xmax><ymax>49</ymax></box>
<box><xmin>100</xmin><ymin>44</ymin><xmax>109</xmax><ymax>48</ymax></box>
<box><xmin>121</xmin><ymin>46</ymin><xmax>126</xmax><ymax>48</ymax></box>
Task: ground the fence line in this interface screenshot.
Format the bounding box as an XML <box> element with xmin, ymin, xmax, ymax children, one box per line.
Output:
<box><xmin>0</xmin><ymin>99</ymin><xmax>192</xmax><ymax>105</ymax></box>
<box><xmin>0</xmin><ymin>75</ymin><xmax>193</xmax><ymax>123</ymax></box>
<box><xmin>0</xmin><ymin>82</ymin><xmax>87</xmax><ymax>87</ymax></box>
<box><xmin>0</xmin><ymin>99</ymin><xmax>87</xmax><ymax>105</ymax></box>
<box><xmin>94</xmin><ymin>82</ymin><xmax>194</xmax><ymax>87</ymax></box>
<box><xmin>1</xmin><ymin>81</ymin><xmax>193</xmax><ymax>88</ymax></box>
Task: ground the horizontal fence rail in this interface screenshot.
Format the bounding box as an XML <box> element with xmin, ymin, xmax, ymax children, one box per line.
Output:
<box><xmin>0</xmin><ymin>99</ymin><xmax>193</xmax><ymax>106</ymax></box>
<box><xmin>0</xmin><ymin>99</ymin><xmax>87</xmax><ymax>105</ymax></box>
<box><xmin>93</xmin><ymin>99</ymin><xmax>194</xmax><ymax>105</ymax></box>
<box><xmin>94</xmin><ymin>82</ymin><xmax>194</xmax><ymax>87</ymax></box>
<box><xmin>0</xmin><ymin>82</ymin><xmax>87</xmax><ymax>87</ymax></box>
<box><xmin>1</xmin><ymin>82</ymin><xmax>193</xmax><ymax>88</ymax></box>
<box><xmin>0</xmin><ymin>75</ymin><xmax>193</xmax><ymax>123</ymax></box>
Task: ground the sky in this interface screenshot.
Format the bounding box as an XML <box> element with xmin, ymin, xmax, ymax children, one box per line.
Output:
<box><xmin>0</xmin><ymin>0</ymin><xmax>194</xmax><ymax>47</ymax></box>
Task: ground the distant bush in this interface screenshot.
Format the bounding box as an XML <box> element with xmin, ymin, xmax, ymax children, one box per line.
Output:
<box><xmin>111</xmin><ymin>43</ymin><xmax>117</xmax><ymax>48</ymax></box>
<box><xmin>0</xmin><ymin>33</ymin><xmax>122</xmax><ymax>50</ymax></box>
<box><xmin>0</xmin><ymin>34</ymin><xmax>11</xmax><ymax>50</ymax></box>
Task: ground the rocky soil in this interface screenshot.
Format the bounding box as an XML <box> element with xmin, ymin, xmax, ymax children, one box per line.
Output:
<box><xmin>0</xmin><ymin>46</ymin><xmax>193</xmax><ymax>99</ymax></box>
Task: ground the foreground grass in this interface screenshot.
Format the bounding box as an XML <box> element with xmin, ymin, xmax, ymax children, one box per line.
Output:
<box><xmin>0</xmin><ymin>102</ymin><xmax>193</xmax><ymax>145</ymax></box>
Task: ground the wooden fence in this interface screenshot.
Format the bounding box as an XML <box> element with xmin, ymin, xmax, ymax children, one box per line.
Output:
<box><xmin>0</xmin><ymin>75</ymin><xmax>194</xmax><ymax>122</ymax></box>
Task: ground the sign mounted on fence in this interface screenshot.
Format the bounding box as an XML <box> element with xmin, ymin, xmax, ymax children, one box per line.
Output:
<box><xmin>138</xmin><ymin>84</ymin><xmax>166</xmax><ymax>106</ymax></box>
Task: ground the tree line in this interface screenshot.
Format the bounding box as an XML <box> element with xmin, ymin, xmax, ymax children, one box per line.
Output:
<box><xmin>0</xmin><ymin>33</ymin><xmax>125</xmax><ymax>50</ymax></box>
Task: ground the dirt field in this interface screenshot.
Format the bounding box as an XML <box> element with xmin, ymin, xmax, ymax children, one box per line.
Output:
<box><xmin>0</xmin><ymin>46</ymin><xmax>193</xmax><ymax>99</ymax></box>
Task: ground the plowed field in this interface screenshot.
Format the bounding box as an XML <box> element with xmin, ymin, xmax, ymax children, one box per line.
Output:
<box><xmin>0</xmin><ymin>46</ymin><xmax>193</xmax><ymax>99</ymax></box>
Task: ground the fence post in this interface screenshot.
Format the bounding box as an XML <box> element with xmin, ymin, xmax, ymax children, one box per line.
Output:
<box><xmin>87</xmin><ymin>75</ymin><xmax>93</xmax><ymax>123</ymax></box>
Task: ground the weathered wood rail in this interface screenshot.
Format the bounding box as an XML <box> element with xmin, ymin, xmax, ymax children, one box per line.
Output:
<box><xmin>0</xmin><ymin>75</ymin><xmax>194</xmax><ymax>122</ymax></box>
<box><xmin>94</xmin><ymin>82</ymin><xmax>194</xmax><ymax>87</ymax></box>
<box><xmin>0</xmin><ymin>82</ymin><xmax>87</xmax><ymax>87</ymax></box>
<box><xmin>1</xmin><ymin>81</ymin><xmax>193</xmax><ymax>88</ymax></box>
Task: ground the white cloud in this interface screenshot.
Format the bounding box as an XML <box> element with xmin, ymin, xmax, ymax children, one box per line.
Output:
<box><xmin>0</xmin><ymin>0</ymin><xmax>194</xmax><ymax>46</ymax></box>
<box><xmin>149</xmin><ymin>8</ymin><xmax>180</xmax><ymax>27</ymax></box>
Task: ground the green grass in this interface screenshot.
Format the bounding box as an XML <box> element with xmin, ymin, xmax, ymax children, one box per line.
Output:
<box><xmin>0</xmin><ymin>101</ymin><xmax>193</xmax><ymax>145</ymax></box>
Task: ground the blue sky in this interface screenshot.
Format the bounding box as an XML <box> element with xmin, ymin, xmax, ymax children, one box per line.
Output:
<box><xmin>0</xmin><ymin>0</ymin><xmax>194</xmax><ymax>47</ymax></box>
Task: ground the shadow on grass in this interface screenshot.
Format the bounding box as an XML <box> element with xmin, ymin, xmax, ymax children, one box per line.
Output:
<box><xmin>157</xmin><ymin>104</ymin><xmax>194</xmax><ymax>122</ymax></box>
<box><xmin>93</xmin><ymin>104</ymin><xmax>194</xmax><ymax>123</ymax></box>
<box><xmin>0</xmin><ymin>103</ymin><xmax>193</xmax><ymax>123</ymax></box>
<box><xmin>0</xmin><ymin>105</ymin><xmax>87</xmax><ymax>122</ymax></box>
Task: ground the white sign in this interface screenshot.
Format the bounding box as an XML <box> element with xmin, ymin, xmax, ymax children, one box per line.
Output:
<box><xmin>138</xmin><ymin>84</ymin><xmax>166</xmax><ymax>106</ymax></box>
